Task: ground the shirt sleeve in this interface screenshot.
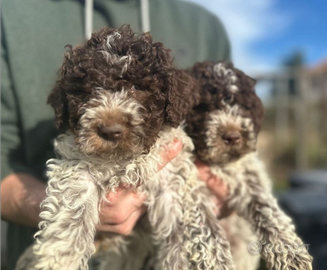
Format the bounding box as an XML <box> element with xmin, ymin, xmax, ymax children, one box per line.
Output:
<box><xmin>1</xmin><ymin>34</ymin><xmax>33</xmax><ymax>180</ymax></box>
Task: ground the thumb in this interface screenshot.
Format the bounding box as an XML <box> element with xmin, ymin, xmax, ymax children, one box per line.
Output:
<box><xmin>158</xmin><ymin>139</ymin><xmax>183</xmax><ymax>171</ymax></box>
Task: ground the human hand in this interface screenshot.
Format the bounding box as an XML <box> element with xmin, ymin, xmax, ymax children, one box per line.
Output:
<box><xmin>1</xmin><ymin>173</ymin><xmax>46</xmax><ymax>228</ymax></box>
<box><xmin>195</xmin><ymin>159</ymin><xmax>231</xmax><ymax>218</ymax></box>
<box><xmin>97</xmin><ymin>139</ymin><xmax>183</xmax><ymax>235</ymax></box>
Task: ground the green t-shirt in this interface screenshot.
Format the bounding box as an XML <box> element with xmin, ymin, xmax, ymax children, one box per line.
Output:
<box><xmin>1</xmin><ymin>0</ymin><xmax>230</xmax><ymax>268</ymax></box>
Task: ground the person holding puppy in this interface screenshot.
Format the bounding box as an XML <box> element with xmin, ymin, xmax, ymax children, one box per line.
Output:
<box><xmin>1</xmin><ymin>0</ymin><xmax>231</xmax><ymax>269</ymax></box>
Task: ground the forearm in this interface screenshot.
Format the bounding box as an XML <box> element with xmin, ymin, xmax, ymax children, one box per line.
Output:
<box><xmin>1</xmin><ymin>173</ymin><xmax>46</xmax><ymax>228</ymax></box>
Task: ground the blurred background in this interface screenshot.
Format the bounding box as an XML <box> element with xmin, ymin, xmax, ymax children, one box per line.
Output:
<box><xmin>1</xmin><ymin>0</ymin><xmax>326</xmax><ymax>269</ymax></box>
<box><xmin>185</xmin><ymin>0</ymin><xmax>327</xmax><ymax>269</ymax></box>
<box><xmin>184</xmin><ymin>0</ymin><xmax>327</xmax><ymax>178</ymax></box>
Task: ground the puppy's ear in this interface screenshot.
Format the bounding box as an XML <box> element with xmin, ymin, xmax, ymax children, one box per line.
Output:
<box><xmin>165</xmin><ymin>70</ymin><xmax>200</xmax><ymax>128</ymax></box>
<box><xmin>246</xmin><ymin>75</ymin><xmax>257</xmax><ymax>88</ymax></box>
<box><xmin>142</xmin><ymin>32</ymin><xmax>152</xmax><ymax>43</ymax></box>
<box><xmin>47</xmin><ymin>83</ymin><xmax>69</xmax><ymax>130</ymax></box>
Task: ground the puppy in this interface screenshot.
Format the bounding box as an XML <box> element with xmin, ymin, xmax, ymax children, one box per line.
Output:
<box><xmin>186</xmin><ymin>61</ymin><xmax>313</xmax><ymax>270</ymax></box>
<box><xmin>28</xmin><ymin>26</ymin><xmax>236</xmax><ymax>270</ymax></box>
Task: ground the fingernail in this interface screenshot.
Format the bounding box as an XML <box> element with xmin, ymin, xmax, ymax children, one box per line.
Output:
<box><xmin>208</xmin><ymin>179</ymin><xmax>214</xmax><ymax>186</ymax></box>
<box><xmin>172</xmin><ymin>139</ymin><xmax>182</xmax><ymax>149</ymax></box>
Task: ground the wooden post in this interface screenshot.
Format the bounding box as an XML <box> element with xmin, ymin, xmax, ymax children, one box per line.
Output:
<box><xmin>295</xmin><ymin>66</ymin><xmax>308</xmax><ymax>170</ymax></box>
<box><xmin>274</xmin><ymin>75</ymin><xmax>289</xmax><ymax>145</ymax></box>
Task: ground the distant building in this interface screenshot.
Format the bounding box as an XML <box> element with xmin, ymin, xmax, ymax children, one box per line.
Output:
<box><xmin>306</xmin><ymin>60</ymin><xmax>327</xmax><ymax>133</ymax></box>
<box><xmin>306</xmin><ymin>60</ymin><xmax>327</xmax><ymax>103</ymax></box>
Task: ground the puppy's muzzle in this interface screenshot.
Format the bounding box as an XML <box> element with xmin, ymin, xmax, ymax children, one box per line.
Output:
<box><xmin>98</xmin><ymin>124</ymin><xmax>124</xmax><ymax>142</ymax></box>
<box><xmin>222</xmin><ymin>132</ymin><xmax>241</xmax><ymax>145</ymax></box>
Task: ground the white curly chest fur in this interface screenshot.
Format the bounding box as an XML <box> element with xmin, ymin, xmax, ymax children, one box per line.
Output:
<box><xmin>28</xmin><ymin>125</ymin><xmax>236</xmax><ymax>270</ymax></box>
<box><xmin>210</xmin><ymin>153</ymin><xmax>312</xmax><ymax>270</ymax></box>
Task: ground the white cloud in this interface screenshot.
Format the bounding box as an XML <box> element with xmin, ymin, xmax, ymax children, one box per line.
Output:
<box><xmin>183</xmin><ymin>0</ymin><xmax>292</xmax><ymax>75</ymax></box>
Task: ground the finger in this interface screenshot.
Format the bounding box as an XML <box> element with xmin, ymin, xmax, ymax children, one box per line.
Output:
<box><xmin>106</xmin><ymin>188</ymin><xmax>130</xmax><ymax>204</ymax></box>
<box><xmin>206</xmin><ymin>177</ymin><xmax>228</xmax><ymax>200</ymax></box>
<box><xmin>100</xmin><ymin>192</ymin><xmax>145</xmax><ymax>224</ymax></box>
<box><xmin>195</xmin><ymin>160</ymin><xmax>228</xmax><ymax>199</ymax></box>
<box><xmin>97</xmin><ymin>206</ymin><xmax>146</xmax><ymax>235</ymax></box>
<box><xmin>208</xmin><ymin>189</ymin><xmax>233</xmax><ymax>219</ymax></box>
<box><xmin>105</xmin><ymin>183</ymin><xmax>141</xmax><ymax>204</ymax></box>
<box><xmin>195</xmin><ymin>161</ymin><xmax>214</xmax><ymax>183</ymax></box>
<box><xmin>197</xmin><ymin>167</ymin><xmax>213</xmax><ymax>183</ymax></box>
<box><xmin>157</xmin><ymin>139</ymin><xmax>182</xmax><ymax>171</ymax></box>
<box><xmin>194</xmin><ymin>159</ymin><xmax>207</xmax><ymax>169</ymax></box>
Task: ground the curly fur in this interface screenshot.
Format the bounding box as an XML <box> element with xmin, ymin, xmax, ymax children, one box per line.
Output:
<box><xmin>17</xmin><ymin>217</ymin><xmax>156</xmax><ymax>270</ymax></box>
<box><xmin>48</xmin><ymin>25</ymin><xmax>198</xmax><ymax>153</ymax></box>
<box><xmin>186</xmin><ymin>61</ymin><xmax>313</xmax><ymax>270</ymax></box>
<box><xmin>220</xmin><ymin>214</ymin><xmax>260</xmax><ymax>270</ymax></box>
<box><xmin>20</xmin><ymin>26</ymin><xmax>239</xmax><ymax>270</ymax></box>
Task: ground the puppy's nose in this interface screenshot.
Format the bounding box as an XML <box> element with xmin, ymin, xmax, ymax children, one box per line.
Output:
<box><xmin>98</xmin><ymin>124</ymin><xmax>123</xmax><ymax>141</ymax></box>
<box><xmin>222</xmin><ymin>132</ymin><xmax>241</xmax><ymax>145</ymax></box>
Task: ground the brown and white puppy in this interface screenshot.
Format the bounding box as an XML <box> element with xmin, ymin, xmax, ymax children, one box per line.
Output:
<box><xmin>26</xmin><ymin>26</ymin><xmax>237</xmax><ymax>270</ymax></box>
<box><xmin>186</xmin><ymin>61</ymin><xmax>313</xmax><ymax>270</ymax></box>
<box><xmin>186</xmin><ymin>61</ymin><xmax>264</xmax><ymax>165</ymax></box>
<box><xmin>48</xmin><ymin>25</ymin><xmax>196</xmax><ymax>158</ymax></box>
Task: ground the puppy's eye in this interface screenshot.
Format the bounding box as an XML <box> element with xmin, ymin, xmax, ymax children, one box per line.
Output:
<box><xmin>223</xmin><ymin>95</ymin><xmax>234</xmax><ymax>104</ymax></box>
<box><xmin>131</xmin><ymin>85</ymin><xmax>142</xmax><ymax>91</ymax></box>
<box><xmin>66</xmin><ymin>90</ymin><xmax>84</xmax><ymax>96</ymax></box>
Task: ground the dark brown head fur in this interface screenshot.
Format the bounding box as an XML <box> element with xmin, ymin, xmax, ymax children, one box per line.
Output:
<box><xmin>48</xmin><ymin>25</ymin><xmax>199</xmax><ymax>157</ymax></box>
<box><xmin>185</xmin><ymin>61</ymin><xmax>264</xmax><ymax>164</ymax></box>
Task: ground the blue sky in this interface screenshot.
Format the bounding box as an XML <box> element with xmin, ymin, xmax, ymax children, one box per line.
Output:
<box><xmin>185</xmin><ymin>0</ymin><xmax>327</xmax><ymax>75</ymax></box>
